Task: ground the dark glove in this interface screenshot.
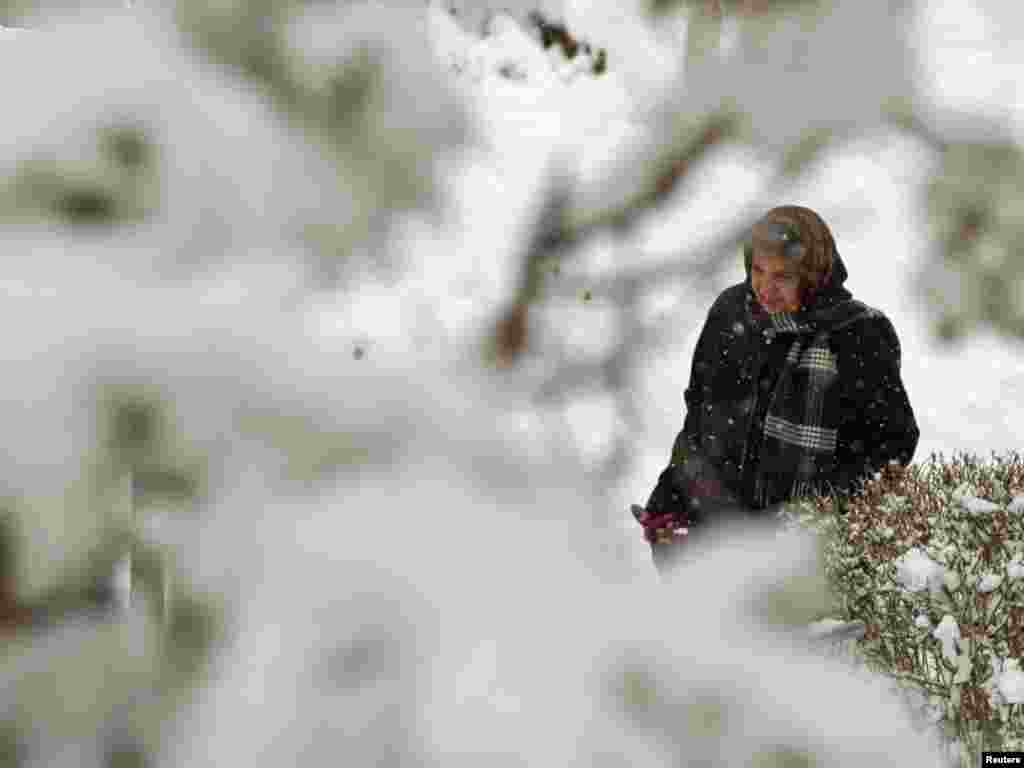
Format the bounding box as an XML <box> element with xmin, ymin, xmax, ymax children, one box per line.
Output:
<box><xmin>633</xmin><ymin>465</ymin><xmax>694</xmax><ymax>575</ymax></box>
<box><xmin>631</xmin><ymin>501</ymin><xmax>689</xmax><ymax>575</ymax></box>
<box><xmin>642</xmin><ymin>465</ymin><xmax>690</xmax><ymax>525</ymax></box>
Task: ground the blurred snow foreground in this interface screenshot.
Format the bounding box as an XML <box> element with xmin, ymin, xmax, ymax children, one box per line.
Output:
<box><xmin>0</xmin><ymin>4</ymin><xmax>954</xmax><ymax>768</ymax></box>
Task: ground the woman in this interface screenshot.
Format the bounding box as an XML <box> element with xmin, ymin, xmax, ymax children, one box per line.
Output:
<box><xmin>635</xmin><ymin>205</ymin><xmax>919</xmax><ymax>571</ymax></box>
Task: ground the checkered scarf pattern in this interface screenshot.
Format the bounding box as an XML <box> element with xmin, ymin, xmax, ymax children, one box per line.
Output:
<box><xmin>746</xmin><ymin>292</ymin><xmax>878</xmax><ymax>504</ymax></box>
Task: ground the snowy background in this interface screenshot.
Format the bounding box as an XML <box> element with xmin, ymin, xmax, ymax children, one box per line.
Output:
<box><xmin>419</xmin><ymin>0</ymin><xmax>1024</xmax><ymax>572</ymax></box>
<box><xmin>0</xmin><ymin>0</ymin><xmax>1021</xmax><ymax>765</ymax></box>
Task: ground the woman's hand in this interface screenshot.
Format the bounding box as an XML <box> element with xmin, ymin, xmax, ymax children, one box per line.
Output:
<box><xmin>632</xmin><ymin>505</ymin><xmax>689</xmax><ymax>544</ymax></box>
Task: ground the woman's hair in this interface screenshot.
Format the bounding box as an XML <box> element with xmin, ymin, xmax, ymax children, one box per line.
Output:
<box><xmin>743</xmin><ymin>205</ymin><xmax>836</xmax><ymax>305</ymax></box>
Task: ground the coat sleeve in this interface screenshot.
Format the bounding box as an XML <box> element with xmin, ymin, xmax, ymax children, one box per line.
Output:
<box><xmin>670</xmin><ymin>297</ymin><xmax>724</xmax><ymax>465</ymax></box>
<box><xmin>827</xmin><ymin>313</ymin><xmax>919</xmax><ymax>495</ymax></box>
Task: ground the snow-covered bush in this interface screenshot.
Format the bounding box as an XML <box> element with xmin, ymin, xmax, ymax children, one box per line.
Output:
<box><xmin>778</xmin><ymin>451</ymin><xmax>1024</xmax><ymax>765</ymax></box>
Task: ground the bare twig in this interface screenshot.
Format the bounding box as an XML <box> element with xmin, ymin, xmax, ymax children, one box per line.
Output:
<box><xmin>566</xmin><ymin>113</ymin><xmax>738</xmax><ymax>241</ymax></box>
<box><xmin>543</xmin><ymin>210</ymin><xmax>757</xmax><ymax>305</ymax></box>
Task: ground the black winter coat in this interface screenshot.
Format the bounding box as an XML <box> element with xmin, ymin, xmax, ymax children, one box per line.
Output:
<box><xmin>668</xmin><ymin>249</ymin><xmax>919</xmax><ymax>519</ymax></box>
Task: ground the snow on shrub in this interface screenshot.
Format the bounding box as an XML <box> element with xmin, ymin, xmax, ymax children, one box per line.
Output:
<box><xmin>778</xmin><ymin>451</ymin><xmax>1024</xmax><ymax>763</ymax></box>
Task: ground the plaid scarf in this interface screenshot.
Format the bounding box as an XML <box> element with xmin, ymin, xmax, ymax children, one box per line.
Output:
<box><xmin>745</xmin><ymin>291</ymin><xmax>878</xmax><ymax>506</ymax></box>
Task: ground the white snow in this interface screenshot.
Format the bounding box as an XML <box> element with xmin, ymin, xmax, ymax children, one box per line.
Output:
<box><xmin>953</xmin><ymin>492</ymin><xmax>1002</xmax><ymax>515</ymax></box>
<box><xmin>1008</xmin><ymin>557</ymin><xmax>1024</xmax><ymax>581</ymax></box>
<box><xmin>894</xmin><ymin>547</ymin><xmax>947</xmax><ymax>594</ymax></box>
<box><xmin>976</xmin><ymin>573</ymin><xmax>1003</xmax><ymax>592</ymax></box>
<box><xmin>414</xmin><ymin>1</ymin><xmax>1024</xmax><ymax>580</ymax></box>
<box><xmin>995</xmin><ymin>658</ymin><xmax>1024</xmax><ymax>705</ymax></box>
<box><xmin>932</xmin><ymin>615</ymin><xmax>962</xmax><ymax>663</ymax></box>
<box><xmin>2</xmin><ymin>1</ymin><xmax>1022</xmax><ymax>766</ymax></box>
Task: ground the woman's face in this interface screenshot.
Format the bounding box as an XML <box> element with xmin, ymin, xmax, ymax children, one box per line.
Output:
<box><xmin>751</xmin><ymin>250</ymin><xmax>802</xmax><ymax>313</ymax></box>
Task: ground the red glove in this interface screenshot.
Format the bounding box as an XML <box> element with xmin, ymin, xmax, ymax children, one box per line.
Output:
<box><xmin>632</xmin><ymin>505</ymin><xmax>689</xmax><ymax>545</ymax></box>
